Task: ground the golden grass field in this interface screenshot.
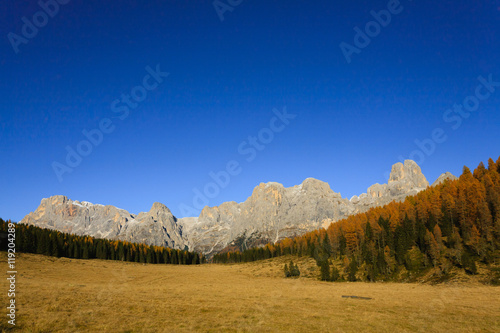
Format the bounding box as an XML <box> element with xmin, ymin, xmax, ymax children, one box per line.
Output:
<box><xmin>1</xmin><ymin>252</ymin><xmax>499</xmax><ymax>333</ymax></box>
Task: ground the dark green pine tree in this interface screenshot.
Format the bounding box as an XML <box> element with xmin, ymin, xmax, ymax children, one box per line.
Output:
<box><xmin>322</xmin><ymin>234</ymin><xmax>332</xmax><ymax>254</ymax></box>
<box><xmin>147</xmin><ymin>248</ymin><xmax>154</xmax><ymax>264</ymax></box>
<box><xmin>51</xmin><ymin>236</ymin><xmax>60</xmax><ymax>257</ymax></box>
<box><xmin>181</xmin><ymin>251</ymin><xmax>187</xmax><ymax>265</ymax></box>
<box><xmin>101</xmin><ymin>241</ymin><xmax>107</xmax><ymax>259</ymax></box>
<box><xmin>415</xmin><ymin>220</ymin><xmax>427</xmax><ymax>252</ymax></box>
<box><xmin>110</xmin><ymin>243</ymin><xmax>116</xmax><ymax>260</ymax></box>
<box><xmin>134</xmin><ymin>248</ymin><xmax>140</xmax><ymax>262</ymax></box>
<box><xmin>68</xmin><ymin>241</ymin><xmax>74</xmax><ymax>259</ymax></box>
<box><xmin>163</xmin><ymin>249</ymin><xmax>170</xmax><ymax>264</ymax></box>
<box><xmin>125</xmin><ymin>245</ymin><xmax>131</xmax><ymax>262</ymax></box>
<box><xmin>284</xmin><ymin>263</ymin><xmax>290</xmax><ymax>278</ymax></box>
<box><xmin>139</xmin><ymin>248</ymin><xmax>146</xmax><ymax>263</ymax></box>
<box><xmin>82</xmin><ymin>242</ymin><xmax>89</xmax><ymax>259</ymax></box>
<box><xmin>36</xmin><ymin>230</ymin><xmax>50</xmax><ymax>255</ymax></box>
<box><xmin>348</xmin><ymin>257</ymin><xmax>358</xmax><ymax>282</ymax></box>
<box><xmin>73</xmin><ymin>242</ymin><xmax>80</xmax><ymax>259</ymax></box>
<box><xmin>320</xmin><ymin>260</ymin><xmax>330</xmax><ymax>281</ymax></box>
<box><xmin>365</xmin><ymin>221</ymin><xmax>373</xmax><ymax>241</ymax></box>
<box><xmin>118</xmin><ymin>243</ymin><xmax>125</xmax><ymax>261</ymax></box>
<box><xmin>330</xmin><ymin>265</ymin><xmax>340</xmax><ymax>282</ymax></box>
<box><xmin>338</xmin><ymin>233</ymin><xmax>347</xmax><ymax>256</ymax></box>
<box><xmin>287</xmin><ymin>260</ymin><xmax>300</xmax><ymax>277</ymax></box>
<box><xmin>376</xmin><ymin>248</ymin><xmax>387</xmax><ymax>278</ymax></box>
<box><xmin>172</xmin><ymin>251</ymin><xmax>178</xmax><ymax>265</ymax></box>
<box><xmin>461</xmin><ymin>251</ymin><xmax>478</xmax><ymax>275</ymax></box>
<box><xmin>95</xmin><ymin>241</ymin><xmax>102</xmax><ymax>259</ymax></box>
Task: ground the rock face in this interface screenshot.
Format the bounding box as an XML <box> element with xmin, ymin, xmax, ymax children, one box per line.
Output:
<box><xmin>432</xmin><ymin>172</ymin><xmax>458</xmax><ymax>186</ymax></box>
<box><xmin>187</xmin><ymin>160</ymin><xmax>431</xmax><ymax>256</ymax></box>
<box><xmin>21</xmin><ymin>160</ymin><xmax>451</xmax><ymax>257</ymax></box>
<box><xmin>21</xmin><ymin>196</ymin><xmax>187</xmax><ymax>249</ymax></box>
<box><xmin>185</xmin><ymin>178</ymin><xmax>354</xmax><ymax>255</ymax></box>
<box><xmin>349</xmin><ymin>160</ymin><xmax>430</xmax><ymax>214</ymax></box>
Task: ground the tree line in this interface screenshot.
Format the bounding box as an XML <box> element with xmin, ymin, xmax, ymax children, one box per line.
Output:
<box><xmin>0</xmin><ymin>219</ymin><xmax>205</xmax><ymax>265</ymax></box>
<box><xmin>214</xmin><ymin>157</ymin><xmax>500</xmax><ymax>282</ymax></box>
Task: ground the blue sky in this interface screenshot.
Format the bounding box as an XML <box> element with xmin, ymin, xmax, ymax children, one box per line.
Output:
<box><xmin>1</xmin><ymin>0</ymin><xmax>499</xmax><ymax>221</ymax></box>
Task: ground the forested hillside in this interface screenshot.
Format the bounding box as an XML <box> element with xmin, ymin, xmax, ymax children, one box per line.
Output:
<box><xmin>0</xmin><ymin>219</ymin><xmax>205</xmax><ymax>265</ymax></box>
<box><xmin>214</xmin><ymin>157</ymin><xmax>500</xmax><ymax>283</ymax></box>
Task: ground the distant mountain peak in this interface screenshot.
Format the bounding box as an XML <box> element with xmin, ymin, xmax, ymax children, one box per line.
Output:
<box><xmin>42</xmin><ymin>195</ymin><xmax>69</xmax><ymax>206</ymax></box>
<box><xmin>432</xmin><ymin>172</ymin><xmax>458</xmax><ymax>186</ymax></box>
<box><xmin>150</xmin><ymin>202</ymin><xmax>171</xmax><ymax>214</ymax></box>
<box><xmin>21</xmin><ymin>196</ymin><xmax>186</xmax><ymax>249</ymax></box>
<box><xmin>389</xmin><ymin>160</ymin><xmax>429</xmax><ymax>187</ymax></box>
<box><xmin>21</xmin><ymin>159</ymin><xmax>452</xmax><ymax>257</ymax></box>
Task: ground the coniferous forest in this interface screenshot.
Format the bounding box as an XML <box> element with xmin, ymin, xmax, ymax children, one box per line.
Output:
<box><xmin>0</xmin><ymin>219</ymin><xmax>205</xmax><ymax>265</ymax></box>
<box><xmin>214</xmin><ymin>157</ymin><xmax>500</xmax><ymax>283</ymax></box>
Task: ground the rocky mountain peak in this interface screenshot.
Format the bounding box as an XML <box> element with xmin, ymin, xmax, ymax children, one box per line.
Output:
<box><xmin>42</xmin><ymin>195</ymin><xmax>69</xmax><ymax>207</ymax></box>
<box><xmin>432</xmin><ymin>172</ymin><xmax>458</xmax><ymax>186</ymax></box>
<box><xmin>252</xmin><ymin>182</ymin><xmax>284</xmax><ymax>192</ymax></box>
<box><xmin>389</xmin><ymin>160</ymin><xmax>428</xmax><ymax>188</ymax></box>
<box><xmin>150</xmin><ymin>202</ymin><xmax>171</xmax><ymax>214</ymax></box>
<box><xmin>250</xmin><ymin>182</ymin><xmax>285</xmax><ymax>204</ymax></box>
<box><xmin>21</xmin><ymin>195</ymin><xmax>187</xmax><ymax>249</ymax></box>
<box><xmin>301</xmin><ymin>177</ymin><xmax>335</xmax><ymax>194</ymax></box>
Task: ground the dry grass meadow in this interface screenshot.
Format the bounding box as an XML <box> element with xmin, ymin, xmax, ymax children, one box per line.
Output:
<box><xmin>1</xmin><ymin>252</ymin><xmax>499</xmax><ymax>332</ymax></box>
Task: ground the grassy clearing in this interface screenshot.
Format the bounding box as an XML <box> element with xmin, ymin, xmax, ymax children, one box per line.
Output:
<box><xmin>1</xmin><ymin>252</ymin><xmax>499</xmax><ymax>332</ymax></box>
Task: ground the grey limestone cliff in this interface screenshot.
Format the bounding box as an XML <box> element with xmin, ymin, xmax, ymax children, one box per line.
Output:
<box><xmin>187</xmin><ymin>160</ymin><xmax>435</xmax><ymax>256</ymax></box>
<box><xmin>21</xmin><ymin>196</ymin><xmax>187</xmax><ymax>249</ymax></box>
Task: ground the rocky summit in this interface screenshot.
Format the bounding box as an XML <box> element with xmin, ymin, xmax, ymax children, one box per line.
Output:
<box><xmin>186</xmin><ymin>160</ymin><xmax>432</xmax><ymax>255</ymax></box>
<box><xmin>21</xmin><ymin>196</ymin><xmax>187</xmax><ymax>250</ymax></box>
<box><xmin>431</xmin><ymin>172</ymin><xmax>459</xmax><ymax>186</ymax></box>
<box><xmin>21</xmin><ymin>160</ymin><xmax>454</xmax><ymax>256</ymax></box>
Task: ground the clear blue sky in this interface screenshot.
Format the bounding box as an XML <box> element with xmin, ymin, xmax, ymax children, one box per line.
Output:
<box><xmin>1</xmin><ymin>0</ymin><xmax>499</xmax><ymax>221</ymax></box>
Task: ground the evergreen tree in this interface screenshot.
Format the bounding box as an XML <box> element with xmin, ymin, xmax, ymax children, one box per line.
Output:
<box><xmin>461</xmin><ymin>251</ymin><xmax>477</xmax><ymax>275</ymax></box>
<box><xmin>139</xmin><ymin>248</ymin><xmax>146</xmax><ymax>263</ymax></box>
<box><xmin>284</xmin><ymin>263</ymin><xmax>290</xmax><ymax>277</ymax></box>
<box><xmin>147</xmin><ymin>248</ymin><xmax>153</xmax><ymax>264</ymax></box>
<box><xmin>284</xmin><ymin>260</ymin><xmax>300</xmax><ymax>278</ymax></box>
<box><xmin>51</xmin><ymin>236</ymin><xmax>60</xmax><ymax>257</ymax></box>
<box><xmin>292</xmin><ymin>263</ymin><xmax>300</xmax><ymax>277</ymax></box>
<box><xmin>347</xmin><ymin>257</ymin><xmax>357</xmax><ymax>282</ymax></box>
<box><xmin>82</xmin><ymin>242</ymin><xmax>89</xmax><ymax>259</ymax></box>
<box><xmin>73</xmin><ymin>242</ymin><xmax>80</xmax><ymax>259</ymax></box>
<box><xmin>319</xmin><ymin>260</ymin><xmax>330</xmax><ymax>281</ymax></box>
<box><xmin>330</xmin><ymin>265</ymin><xmax>340</xmax><ymax>282</ymax></box>
<box><xmin>322</xmin><ymin>234</ymin><xmax>331</xmax><ymax>254</ymax></box>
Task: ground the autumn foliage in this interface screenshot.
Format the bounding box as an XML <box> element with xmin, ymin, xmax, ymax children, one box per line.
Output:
<box><xmin>214</xmin><ymin>157</ymin><xmax>500</xmax><ymax>281</ymax></box>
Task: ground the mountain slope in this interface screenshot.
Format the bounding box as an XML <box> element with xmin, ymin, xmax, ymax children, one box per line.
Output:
<box><xmin>21</xmin><ymin>160</ymin><xmax>447</xmax><ymax>256</ymax></box>
<box><xmin>190</xmin><ymin>160</ymin><xmax>431</xmax><ymax>255</ymax></box>
<box><xmin>214</xmin><ymin>157</ymin><xmax>500</xmax><ymax>284</ymax></box>
<box><xmin>21</xmin><ymin>196</ymin><xmax>187</xmax><ymax>250</ymax></box>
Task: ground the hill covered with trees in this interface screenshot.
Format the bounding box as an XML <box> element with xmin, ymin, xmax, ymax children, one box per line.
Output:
<box><xmin>214</xmin><ymin>157</ymin><xmax>500</xmax><ymax>283</ymax></box>
<box><xmin>0</xmin><ymin>218</ymin><xmax>205</xmax><ymax>265</ymax></box>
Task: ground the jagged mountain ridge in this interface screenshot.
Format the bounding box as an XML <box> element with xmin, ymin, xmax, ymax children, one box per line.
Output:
<box><xmin>186</xmin><ymin>160</ymin><xmax>435</xmax><ymax>255</ymax></box>
<box><xmin>21</xmin><ymin>196</ymin><xmax>187</xmax><ymax>250</ymax></box>
<box><xmin>21</xmin><ymin>160</ymin><xmax>456</xmax><ymax>256</ymax></box>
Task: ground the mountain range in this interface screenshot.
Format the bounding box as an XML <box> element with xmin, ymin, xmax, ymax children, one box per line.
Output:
<box><xmin>21</xmin><ymin>160</ymin><xmax>456</xmax><ymax>256</ymax></box>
